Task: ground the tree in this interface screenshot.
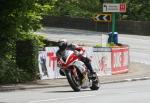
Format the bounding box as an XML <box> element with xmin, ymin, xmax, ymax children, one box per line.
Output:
<box><xmin>0</xmin><ymin>0</ymin><xmax>56</xmax><ymax>59</ymax></box>
<box><xmin>0</xmin><ymin>0</ymin><xmax>56</xmax><ymax>83</ymax></box>
<box><xmin>51</xmin><ymin>0</ymin><xmax>102</xmax><ymax>18</ymax></box>
<box><xmin>120</xmin><ymin>0</ymin><xmax>150</xmax><ymax>21</ymax></box>
<box><xmin>51</xmin><ymin>0</ymin><xmax>150</xmax><ymax>21</ymax></box>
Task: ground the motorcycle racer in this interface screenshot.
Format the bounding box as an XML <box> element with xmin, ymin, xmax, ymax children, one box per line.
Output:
<box><xmin>56</xmin><ymin>39</ymin><xmax>96</xmax><ymax>80</ymax></box>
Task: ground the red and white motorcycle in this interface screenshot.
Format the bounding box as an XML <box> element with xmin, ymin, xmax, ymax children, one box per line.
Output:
<box><xmin>57</xmin><ymin>50</ymin><xmax>100</xmax><ymax>91</ymax></box>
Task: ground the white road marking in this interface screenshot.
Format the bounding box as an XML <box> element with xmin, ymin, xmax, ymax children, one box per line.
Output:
<box><xmin>27</xmin><ymin>94</ymin><xmax>97</xmax><ymax>103</ymax></box>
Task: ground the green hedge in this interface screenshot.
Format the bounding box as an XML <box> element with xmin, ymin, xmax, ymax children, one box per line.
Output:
<box><xmin>16</xmin><ymin>39</ymin><xmax>39</xmax><ymax>81</ymax></box>
<box><xmin>0</xmin><ymin>34</ymin><xmax>56</xmax><ymax>84</ymax></box>
<box><xmin>0</xmin><ymin>58</ymin><xmax>20</xmax><ymax>84</ymax></box>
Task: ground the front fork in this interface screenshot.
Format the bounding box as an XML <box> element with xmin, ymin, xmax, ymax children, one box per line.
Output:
<box><xmin>72</xmin><ymin>66</ymin><xmax>78</xmax><ymax>78</ymax></box>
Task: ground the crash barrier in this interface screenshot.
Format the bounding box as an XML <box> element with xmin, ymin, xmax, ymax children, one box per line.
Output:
<box><xmin>38</xmin><ymin>46</ymin><xmax>129</xmax><ymax>79</ymax></box>
<box><xmin>38</xmin><ymin>47</ymin><xmax>60</xmax><ymax>80</ymax></box>
<box><xmin>111</xmin><ymin>46</ymin><xmax>129</xmax><ymax>74</ymax></box>
<box><xmin>92</xmin><ymin>47</ymin><xmax>112</xmax><ymax>76</ymax></box>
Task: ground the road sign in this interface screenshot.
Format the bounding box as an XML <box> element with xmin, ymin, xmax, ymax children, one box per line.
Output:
<box><xmin>93</xmin><ymin>14</ymin><xmax>111</xmax><ymax>22</ymax></box>
<box><xmin>103</xmin><ymin>3</ymin><xmax>126</xmax><ymax>12</ymax></box>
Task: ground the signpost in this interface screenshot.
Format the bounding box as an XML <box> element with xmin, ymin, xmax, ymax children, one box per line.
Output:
<box><xmin>92</xmin><ymin>1</ymin><xmax>126</xmax><ymax>44</ymax></box>
<box><xmin>102</xmin><ymin>0</ymin><xmax>126</xmax><ymax>44</ymax></box>
<box><xmin>93</xmin><ymin>14</ymin><xmax>111</xmax><ymax>22</ymax></box>
<box><xmin>112</xmin><ymin>0</ymin><xmax>116</xmax><ymax>44</ymax></box>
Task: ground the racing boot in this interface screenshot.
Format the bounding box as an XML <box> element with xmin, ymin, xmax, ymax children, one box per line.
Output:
<box><xmin>89</xmin><ymin>72</ymin><xmax>97</xmax><ymax>80</ymax></box>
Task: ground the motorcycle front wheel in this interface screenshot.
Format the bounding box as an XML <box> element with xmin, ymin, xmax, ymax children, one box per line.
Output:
<box><xmin>65</xmin><ymin>69</ymin><xmax>81</xmax><ymax>92</ymax></box>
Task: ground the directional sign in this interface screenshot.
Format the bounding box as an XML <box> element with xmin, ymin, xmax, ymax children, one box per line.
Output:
<box><xmin>93</xmin><ymin>14</ymin><xmax>111</xmax><ymax>22</ymax></box>
<box><xmin>103</xmin><ymin>3</ymin><xmax>126</xmax><ymax>12</ymax></box>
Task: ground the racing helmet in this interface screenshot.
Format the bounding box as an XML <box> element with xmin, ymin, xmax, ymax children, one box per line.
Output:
<box><xmin>57</xmin><ymin>39</ymin><xmax>68</xmax><ymax>50</ymax></box>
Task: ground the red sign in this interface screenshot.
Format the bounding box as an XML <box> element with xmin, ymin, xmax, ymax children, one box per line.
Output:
<box><xmin>120</xmin><ymin>3</ymin><xmax>126</xmax><ymax>12</ymax></box>
<box><xmin>111</xmin><ymin>46</ymin><xmax>129</xmax><ymax>74</ymax></box>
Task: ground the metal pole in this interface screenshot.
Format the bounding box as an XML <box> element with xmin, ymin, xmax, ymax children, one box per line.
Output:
<box><xmin>111</xmin><ymin>0</ymin><xmax>116</xmax><ymax>44</ymax></box>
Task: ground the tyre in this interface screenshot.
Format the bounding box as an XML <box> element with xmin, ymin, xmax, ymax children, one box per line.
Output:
<box><xmin>65</xmin><ymin>70</ymin><xmax>81</xmax><ymax>92</ymax></box>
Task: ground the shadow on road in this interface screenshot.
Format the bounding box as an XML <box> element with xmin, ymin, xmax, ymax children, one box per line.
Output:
<box><xmin>45</xmin><ymin>89</ymin><xmax>92</xmax><ymax>93</ymax></box>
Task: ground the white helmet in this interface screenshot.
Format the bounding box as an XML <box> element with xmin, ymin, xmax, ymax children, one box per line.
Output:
<box><xmin>57</xmin><ymin>39</ymin><xmax>68</xmax><ymax>50</ymax></box>
<box><xmin>58</xmin><ymin>39</ymin><xmax>67</xmax><ymax>43</ymax></box>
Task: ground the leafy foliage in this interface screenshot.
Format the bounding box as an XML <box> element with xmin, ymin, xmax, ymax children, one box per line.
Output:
<box><xmin>0</xmin><ymin>58</ymin><xmax>19</xmax><ymax>84</ymax></box>
<box><xmin>0</xmin><ymin>0</ymin><xmax>55</xmax><ymax>58</ymax></box>
<box><xmin>0</xmin><ymin>0</ymin><xmax>56</xmax><ymax>83</ymax></box>
<box><xmin>50</xmin><ymin>0</ymin><xmax>102</xmax><ymax>18</ymax></box>
<box><xmin>16</xmin><ymin>38</ymin><xmax>39</xmax><ymax>82</ymax></box>
<box><xmin>121</xmin><ymin>0</ymin><xmax>150</xmax><ymax>21</ymax></box>
<box><xmin>51</xmin><ymin>0</ymin><xmax>150</xmax><ymax>21</ymax></box>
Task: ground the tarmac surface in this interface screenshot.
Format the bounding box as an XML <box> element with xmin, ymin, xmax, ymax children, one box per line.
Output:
<box><xmin>0</xmin><ymin>62</ymin><xmax>150</xmax><ymax>92</ymax></box>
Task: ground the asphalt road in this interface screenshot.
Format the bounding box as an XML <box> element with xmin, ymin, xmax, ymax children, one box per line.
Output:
<box><xmin>1</xmin><ymin>80</ymin><xmax>150</xmax><ymax>103</ymax></box>
<box><xmin>37</xmin><ymin>27</ymin><xmax>150</xmax><ymax>65</ymax></box>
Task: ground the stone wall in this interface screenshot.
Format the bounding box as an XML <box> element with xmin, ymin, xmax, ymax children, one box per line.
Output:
<box><xmin>42</xmin><ymin>16</ymin><xmax>150</xmax><ymax>36</ymax></box>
